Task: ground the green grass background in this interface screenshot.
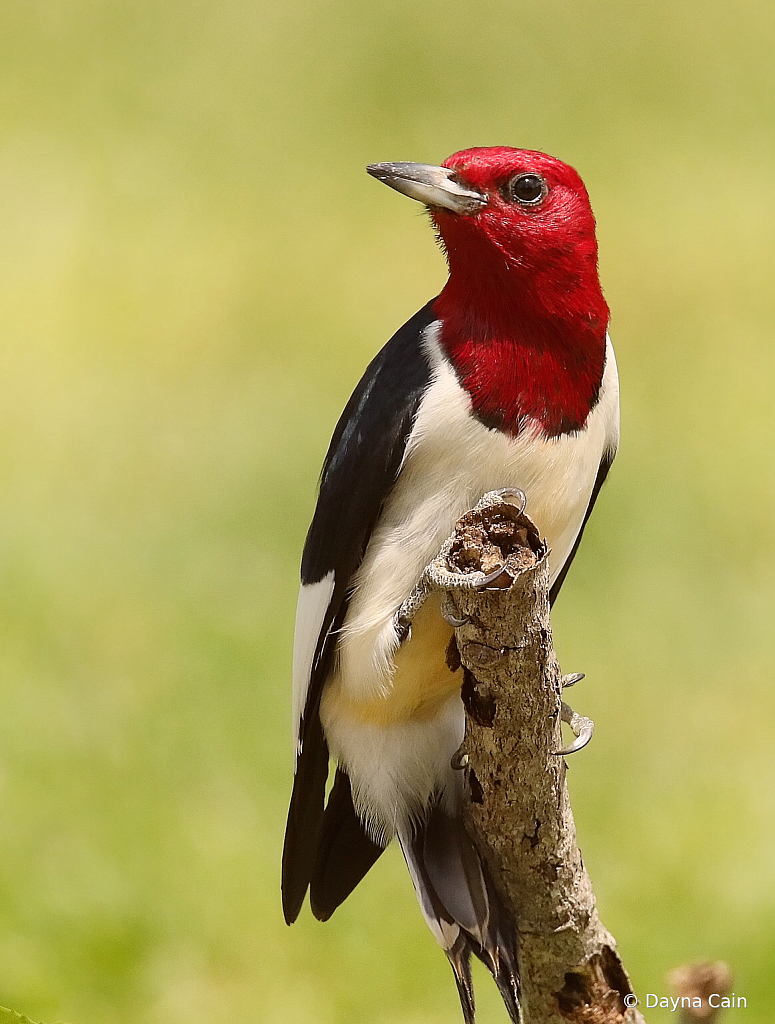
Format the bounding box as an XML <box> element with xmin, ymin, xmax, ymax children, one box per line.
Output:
<box><xmin>0</xmin><ymin>1</ymin><xmax>774</xmax><ymax>1021</ymax></box>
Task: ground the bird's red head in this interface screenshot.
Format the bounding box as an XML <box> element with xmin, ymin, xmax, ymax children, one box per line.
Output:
<box><xmin>367</xmin><ymin>147</ymin><xmax>610</xmax><ymax>436</ymax></box>
<box><xmin>435</xmin><ymin>147</ymin><xmax>607</xmax><ymax>331</ymax></box>
<box><xmin>437</xmin><ymin>147</ymin><xmax>609</xmax><ymax>436</ymax></box>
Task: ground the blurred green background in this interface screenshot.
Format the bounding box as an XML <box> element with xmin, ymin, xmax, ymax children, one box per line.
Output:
<box><xmin>0</xmin><ymin>0</ymin><xmax>774</xmax><ymax>1021</ymax></box>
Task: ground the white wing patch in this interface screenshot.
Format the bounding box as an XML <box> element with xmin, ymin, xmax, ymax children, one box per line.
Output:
<box><xmin>292</xmin><ymin>571</ymin><xmax>335</xmax><ymax>763</ymax></box>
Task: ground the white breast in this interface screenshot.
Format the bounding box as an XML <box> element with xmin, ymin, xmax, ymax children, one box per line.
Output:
<box><xmin>336</xmin><ymin>322</ymin><xmax>620</xmax><ymax>702</ymax></box>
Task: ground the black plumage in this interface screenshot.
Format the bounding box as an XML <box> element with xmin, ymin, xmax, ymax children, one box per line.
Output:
<box><xmin>282</xmin><ymin>299</ymin><xmax>436</xmax><ymax>924</ymax></box>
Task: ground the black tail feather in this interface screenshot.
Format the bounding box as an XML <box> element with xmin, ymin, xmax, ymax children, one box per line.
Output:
<box><xmin>310</xmin><ymin>768</ymin><xmax>385</xmax><ymax>921</ymax></box>
<box><xmin>281</xmin><ymin>715</ymin><xmax>329</xmax><ymax>924</ymax></box>
<box><xmin>471</xmin><ymin>904</ymin><xmax>521</xmax><ymax>1024</ymax></box>
<box><xmin>448</xmin><ymin>933</ymin><xmax>476</xmax><ymax>1024</ymax></box>
<box><xmin>401</xmin><ymin>803</ymin><xmax>521</xmax><ymax>1024</ymax></box>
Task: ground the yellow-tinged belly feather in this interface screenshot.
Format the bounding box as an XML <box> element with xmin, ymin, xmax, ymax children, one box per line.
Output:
<box><xmin>325</xmin><ymin>593</ymin><xmax>461</xmax><ymax>726</ymax></box>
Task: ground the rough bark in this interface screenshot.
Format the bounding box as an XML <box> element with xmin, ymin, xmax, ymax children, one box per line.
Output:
<box><xmin>428</xmin><ymin>492</ymin><xmax>645</xmax><ymax>1024</ymax></box>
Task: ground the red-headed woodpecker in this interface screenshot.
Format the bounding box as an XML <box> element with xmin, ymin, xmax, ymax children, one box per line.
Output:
<box><xmin>282</xmin><ymin>147</ymin><xmax>619</xmax><ymax>1023</ymax></box>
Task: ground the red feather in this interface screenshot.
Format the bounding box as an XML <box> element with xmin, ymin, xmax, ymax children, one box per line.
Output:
<box><xmin>432</xmin><ymin>147</ymin><xmax>609</xmax><ymax>437</ymax></box>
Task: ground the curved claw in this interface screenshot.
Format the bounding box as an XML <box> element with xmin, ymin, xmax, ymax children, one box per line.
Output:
<box><xmin>495</xmin><ymin>487</ymin><xmax>527</xmax><ymax>514</ymax></box>
<box><xmin>552</xmin><ymin>700</ymin><xmax>594</xmax><ymax>756</ymax></box>
<box><xmin>554</xmin><ymin>724</ymin><xmax>593</xmax><ymax>756</ymax></box>
<box><xmin>476</xmin><ymin>562</ymin><xmax>510</xmax><ymax>588</ymax></box>
<box><xmin>450</xmin><ymin>749</ymin><xmax>469</xmax><ymax>770</ymax></box>
<box><xmin>442</xmin><ymin>608</ymin><xmax>469</xmax><ymax>628</ymax></box>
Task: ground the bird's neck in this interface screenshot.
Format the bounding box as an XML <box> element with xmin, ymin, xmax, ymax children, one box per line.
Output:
<box><xmin>434</xmin><ymin>259</ymin><xmax>608</xmax><ymax>438</ymax></box>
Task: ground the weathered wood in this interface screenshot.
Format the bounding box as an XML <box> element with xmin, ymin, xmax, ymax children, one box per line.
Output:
<box><xmin>432</xmin><ymin>492</ymin><xmax>645</xmax><ymax>1024</ymax></box>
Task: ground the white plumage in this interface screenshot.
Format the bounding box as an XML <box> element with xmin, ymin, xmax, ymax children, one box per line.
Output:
<box><xmin>291</xmin><ymin>571</ymin><xmax>334</xmax><ymax>760</ymax></box>
<box><xmin>294</xmin><ymin>322</ymin><xmax>620</xmax><ymax>841</ymax></box>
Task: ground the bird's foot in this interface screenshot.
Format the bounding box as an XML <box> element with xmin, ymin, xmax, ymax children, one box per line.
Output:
<box><xmin>397</xmin><ymin>488</ymin><xmax>528</xmax><ymax>639</ymax></box>
<box><xmin>394</xmin><ymin>579</ymin><xmax>471</xmax><ymax>642</ymax></box>
<box><xmin>552</xmin><ymin>700</ymin><xmax>594</xmax><ymax>756</ymax></box>
<box><xmin>424</xmin><ymin>556</ymin><xmax>513</xmax><ymax>593</ymax></box>
<box><xmin>394</xmin><ymin>578</ymin><xmax>433</xmax><ymax>643</ymax></box>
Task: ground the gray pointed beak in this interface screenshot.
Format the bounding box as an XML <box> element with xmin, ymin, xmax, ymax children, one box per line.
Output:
<box><xmin>367</xmin><ymin>162</ymin><xmax>487</xmax><ymax>214</ymax></box>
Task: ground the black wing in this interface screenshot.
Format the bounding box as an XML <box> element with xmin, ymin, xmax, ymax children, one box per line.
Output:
<box><xmin>282</xmin><ymin>299</ymin><xmax>437</xmax><ymax>924</ymax></box>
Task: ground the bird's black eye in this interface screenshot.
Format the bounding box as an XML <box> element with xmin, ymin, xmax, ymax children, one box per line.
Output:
<box><xmin>507</xmin><ymin>173</ymin><xmax>545</xmax><ymax>205</ymax></box>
